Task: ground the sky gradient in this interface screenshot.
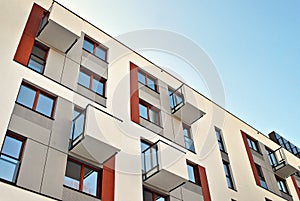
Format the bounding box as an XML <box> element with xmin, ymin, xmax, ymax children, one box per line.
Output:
<box><xmin>56</xmin><ymin>0</ymin><xmax>300</xmax><ymax>146</ymax></box>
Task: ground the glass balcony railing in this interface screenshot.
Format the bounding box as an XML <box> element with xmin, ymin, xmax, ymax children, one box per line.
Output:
<box><xmin>142</xmin><ymin>143</ymin><xmax>159</xmax><ymax>180</ymax></box>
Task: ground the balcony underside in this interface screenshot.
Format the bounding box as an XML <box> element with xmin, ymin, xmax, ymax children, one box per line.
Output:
<box><xmin>173</xmin><ymin>102</ymin><xmax>205</xmax><ymax>125</ymax></box>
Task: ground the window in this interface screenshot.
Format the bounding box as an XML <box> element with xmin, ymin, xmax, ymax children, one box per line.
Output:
<box><xmin>0</xmin><ymin>132</ymin><xmax>26</xmax><ymax>183</ymax></box>
<box><xmin>247</xmin><ymin>136</ymin><xmax>260</xmax><ymax>153</ymax></box>
<box><xmin>138</xmin><ymin>70</ymin><xmax>158</xmax><ymax>92</ymax></box>
<box><xmin>16</xmin><ymin>83</ymin><xmax>56</xmax><ymax>118</ymax></box>
<box><xmin>187</xmin><ymin>161</ymin><xmax>200</xmax><ymax>185</ymax></box>
<box><xmin>78</xmin><ymin>67</ymin><xmax>106</xmax><ymax>97</ymax></box>
<box><xmin>28</xmin><ymin>41</ymin><xmax>49</xmax><ymax>73</ymax></box>
<box><xmin>265</xmin><ymin>148</ymin><xmax>277</xmax><ymax>167</ymax></box>
<box><xmin>183</xmin><ymin>124</ymin><xmax>195</xmax><ymax>152</ymax></box>
<box><xmin>223</xmin><ymin>161</ymin><xmax>235</xmax><ymax>189</ymax></box>
<box><xmin>70</xmin><ymin>107</ymin><xmax>83</xmax><ymax>140</ymax></box>
<box><xmin>168</xmin><ymin>88</ymin><xmax>183</xmax><ymax>110</ymax></box>
<box><xmin>141</xmin><ymin>140</ymin><xmax>158</xmax><ymax>174</ymax></box>
<box><xmin>215</xmin><ymin>128</ymin><xmax>226</xmax><ymax>152</ymax></box>
<box><xmin>139</xmin><ymin>100</ymin><xmax>160</xmax><ymax>126</ymax></box>
<box><xmin>143</xmin><ymin>188</ymin><xmax>167</xmax><ymax>201</ymax></box>
<box><xmin>83</xmin><ymin>37</ymin><xmax>107</xmax><ymax>61</ymax></box>
<box><xmin>255</xmin><ymin>164</ymin><xmax>268</xmax><ymax>189</ymax></box>
<box><xmin>276</xmin><ymin>176</ymin><xmax>289</xmax><ymax>194</ymax></box>
<box><xmin>64</xmin><ymin>158</ymin><xmax>102</xmax><ymax>197</ymax></box>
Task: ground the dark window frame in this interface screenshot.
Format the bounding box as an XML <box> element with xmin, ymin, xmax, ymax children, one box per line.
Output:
<box><xmin>223</xmin><ymin>161</ymin><xmax>235</xmax><ymax>190</ymax></box>
<box><xmin>64</xmin><ymin>157</ymin><xmax>102</xmax><ymax>198</ymax></box>
<box><xmin>186</xmin><ymin>161</ymin><xmax>201</xmax><ymax>185</ymax></box>
<box><xmin>0</xmin><ymin>131</ymin><xmax>26</xmax><ymax>184</ymax></box>
<box><xmin>83</xmin><ymin>36</ymin><xmax>108</xmax><ymax>62</ymax></box>
<box><xmin>247</xmin><ymin>136</ymin><xmax>260</xmax><ymax>153</ymax></box>
<box><xmin>215</xmin><ymin>127</ymin><xmax>226</xmax><ymax>152</ymax></box>
<box><xmin>139</xmin><ymin>99</ymin><xmax>161</xmax><ymax>126</ymax></box>
<box><xmin>28</xmin><ymin>40</ymin><xmax>49</xmax><ymax>74</ymax></box>
<box><xmin>276</xmin><ymin>176</ymin><xmax>289</xmax><ymax>194</ymax></box>
<box><xmin>16</xmin><ymin>82</ymin><xmax>56</xmax><ymax>118</ymax></box>
<box><xmin>138</xmin><ymin>70</ymin><xmax>159</xmax><ymax>92</ymax></box>
<box><xmin>143</xmin><ymin>187</ymin><xmax>168</xmax><ymax>201</ymax></box>
<box><xmin>183</xmin><ymin>123</ymin><xmax>195</xmax><ymax>152</ymax></box>
<box><xmin>78</xmin><ymin>67</ymin><xmax>106</xmax><ymax>97</ymax></box>
<box><xmin>255</xmin><ymin>164</ymin><xmax>268</xmax><ymax>189</ymax></box>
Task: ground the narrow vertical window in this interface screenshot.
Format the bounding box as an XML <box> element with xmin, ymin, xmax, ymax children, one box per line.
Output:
<box><xmin>183</xmin><ymin>124</ymin><xmax>195</xmax><ymax>152</ymax></box>
<box><xmin>255</xmin><ymin>164</ymin><xmax>268</xmax><ymax>189</ymax></box>
<box><xmin>215</xmin><ymin>128</ymin><xmax>226</xmax><ymax>152</ymax></box>
<box><xmin>276</xmin><ymin>176</ymin><xmax>289</xmax><ymax>194</ymax></box>
<box><xmin>223</xmin><ymin>161</ymin><xmax>235</xmax><ymax>189</ymax></box>
<box><xmin>28</xmin><ymin>41</ymin><xmax>49</xmax><ymax>73</ymax></box>
<box><xmin>187</xmin><ymin>161</ymin><xmax>200</xmax><ymax>185</ymax></box>
<box><xmin>0</xmin><ymin>132</ymin><xmax>26</xmax><ymax>183</ymax></box>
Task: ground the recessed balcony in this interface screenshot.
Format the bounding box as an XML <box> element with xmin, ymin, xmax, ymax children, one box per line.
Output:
<box><xmin>269</xmin><ymin>147</ymin><xmax>300</xmax><ymax>178</ymax></box>
<box><xmin>69</xmin><ymin>105</ymin><xmax>121</xmax><ymax>164</ymax></box>
<box><xmin>169</xmin><ymin>84</ymin><xmax>205</xmax><ymax>125</ymax></box>
<box><xmin>142</xmin><ymin>140</ymin><xmax>188</xmax><ymax>191</ymax></box>
<box><xmin>37</xmin><ymin>3</ymin><xmax>80</xmax><ymax>53</ymax></box>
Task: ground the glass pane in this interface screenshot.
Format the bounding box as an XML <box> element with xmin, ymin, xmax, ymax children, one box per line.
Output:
<box><xmin>147</xmin><ymin>77</ymin><xmax>156</xmax><ymax>90</ymax></box>
<box><xmin>150</xmin><ymin>109</ymin><xmax>159</xmax><ymax>125</ymax></box>
<box><xmin>92</xmin><ymin>79</ymin><xmax>104</xmax><ymax>96</ymax></box>
<box><xmin>139</xmin><ymin>104</ymin><xmax>148</xmax><ymax>119</ymax></box>
<box><xmin>141</xmin><ymin>141</ymin><xmax>150</xmax><ymax>152</ymax></box>
<box><xmin>2</xmin><ymin>136</ymin><xmax>23</xmax><ymax>159</ymax></box>
<box><xmin>83</xmin><ymin>39</ymin><xmax>94</xmax><ymax>53</ymax></box>
<box><xmin>223</xmin><ymin>163</ymin><xmax>229</xmax><ymax>176</ymax></box>
<box><xmin>73</xmin><ymin>109</ymin><xmax>81</xmax><ymax>119</ymax></box>
<box><xmin>175</xmin><ymin>94</ymin><xmax>183</xmax><ymax>105</ymax></box>
<box><xmin>36</xmin><ymin>93</ymin><xmax>54</xmax><ymax>117</ymax></box>
<box><xmin>28</xmin><ymin>55</ymin><xmax>44</xmax><ymax>73</ymax></box>
<box><xmin>187</xmin><ymin>164</ymin><xmax>196</xmax><ymax>183</ymax></box>
<box><xmin>168</xmin><ymin>90</ymin><xmax>174</xmax><ymax>108</ymax></box>
<box><xmin>83</xmin><ymin>167</ymin><xmax>98</xmax><ymax>196</ymax></box>
<box><xmin>183</xmin><ymin>127</ymin><xmax>190</xmax><ymax>137</ymax></box>
<box><xmin>0</xmin><ymin>155</ymin><xmax>18</xmax><ymax>182</ymax></box>
<box><xmin>95</xmin><ymin>46</ymin><xmax>106</xmax><ymax>61</ymax></box>
<box><xmin>138</xmin><ymin>72</ymin><xmax>146</xmax><ymax>85</ymax></box>
<box><xmin>17</xmin><ymin>85</ymin><xmax>36</xmax><ymax>109</ymax></box>
<box><xmin>72</xmin><ymin>113</ymin><xmax>85</xmax><ymax>140</ymax></box>
<box><xmin>226</xmin><ymin>177</ymin><xmax>233</xmax><ymax>189</ymax></box>
<box><xmin>143</xmin><ymin>189</ymin><xmax>153</xmax><ymax>201</ymax></box>
<box><xmin>156</xmin><ymin>196</ymin><xmax>166</xmax><ymax>201</ymax></box>
<box><xmin>64</xmin><ymin>160</ymin><xmax>81</xmax><ymax>190</ymax></box>
<box><xmin>78</xmin><ymin>71</ymin><xmax>90</xmax><ymax>88</ymax></box>
<box><xmin>32</xmin><ymin>44</ymin><xmax>47</xmax><ymax>59</ymax></box>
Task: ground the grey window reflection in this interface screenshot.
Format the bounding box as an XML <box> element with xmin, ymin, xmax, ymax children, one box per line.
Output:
<box><xmin>36</xmin><ymin>93</ymin><xmax>54</xmax><ymax>117</ymax></box>
<box><xmin>64</xmin><ymin>160</ymin><xmax>81</xmax><ymax>190</ymax></box>
<box><xmin>17</xmin><ymin>85</ymin><xmax>36</xmax><ymax>108</ymax></box>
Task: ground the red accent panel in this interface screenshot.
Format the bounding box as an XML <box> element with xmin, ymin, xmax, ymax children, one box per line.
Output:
<box><xmin>241</xmin><ymin>130</ymin><xmax>260</xmax><ymax>186</ymax></box>
<box><xmin>102</xmin><ymin>156</ymin><xmax>115</xmax><ymax>201</ymax></box>
<box><xmin>291</xmin><ymin>175</ymin><xmax>300</xmax><ymax>199</ymax></box>
<box><xmin>130</xmin><ymin>62</ymin><xmax>140</xmax><ymax>124</ymax></box>
<box><xmin>14</xmin><ymin>3</ymin><xmax>45</xmax><ymax>66</ymax></box>
<box><xmin>198</xmin><ymin>165</ymin><xmax>212</xmax><ymax>201</ymax></box>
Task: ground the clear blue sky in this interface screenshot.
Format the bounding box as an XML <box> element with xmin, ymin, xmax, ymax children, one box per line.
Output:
<box><xmin>56</xmin><ymin>0</ymin><xmax>300</xmax><ymax>146</ymax></box>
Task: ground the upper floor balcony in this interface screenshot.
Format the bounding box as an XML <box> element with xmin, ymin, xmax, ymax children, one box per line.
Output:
<box><xmin>69</xmin><ymin>105</ymin><xmax>121</xmax><ymax>164</ymax></box>
<box><xmin>142</xmin><ymin>140</ymin><xmax>188</xmax><ymax>191</ymax></box>
<box><xmin>169</xmin><ymin>84</ymin><xmax>205</xmax><ymax>125</ymax></box>
<box><xmin>268</xmin><ymin>147</ymin><xmax>300</xmax><ymax>178</ymax></box>
<box><xmin>37</xmin><ymin>2</ymin><xmax>80</xmax><ymax>53</ymax></box>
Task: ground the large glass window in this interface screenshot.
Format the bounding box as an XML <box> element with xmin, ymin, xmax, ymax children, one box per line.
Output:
<box><xmin>223</xmin><ymin>161</ymin><xmax>235</xmax><ymax>189</ymax></box>
<box><xmin>276</xmin><ymin>177</ymin><xmax>289</xmax><ymax>194</ymax></box>
<box><xmin>78</xmin><ymin>67</ymin><xmax>106</xmax><ymax>97</ymax></box>
<box><xmin>83</xmin><ymin>37</ymin><xmax>107</xmax><ymax>61</ymax></box>
<box><xmin>187</xmin><ymin>161</ymin><xmax>200</xmax><ymax>185</ymax></box>
<box><xmin>247</xmin><ymin>136</ymin><xmax>260</xmax><ymax>153</ymax></box>
<box><xmin>138</xmin><ymin>70</ymin><xmax>158</xmax><ymax>92</ymax></box>
<box><xmin>0</xmin><ymin>132</ymin><xmax>26</xmax><ymax>183</ymax></box>
<box><xmin>16</xmin><ymin>83</ymin><xmax>56</xmax><ymax>118</ymax></box>
<box><xmin>64</xmin><ymin>158</ymin><xmax>102</xmax><ymax>197</ymax></box>
<box><xmin>183</xmin><ymin>124</ymin><xmax>195</xmax><ymax>152</ymax></box>
<box><xmin>28</xmin><ymin>41</ymin><xmax>49</xmax><ymax>73</ymax></box>
<box><xmin>255</xmin><ymin>164</ymin><xmax>268</xmax><ymax>189</ymax></box>
<box><xmin>215</xmin><ymin>128</ymin><xmax>226</xmax><ymax>152</ymax></box>
<box><xmin>139</xmin><ymin>100</ymin><xmax>160</xmax><ymax>126</ymax></box>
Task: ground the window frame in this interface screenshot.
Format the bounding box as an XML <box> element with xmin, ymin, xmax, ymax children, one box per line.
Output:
<box><xmin>276</xmin><ymin>176</ymin><xmax>289</xmax><ymax>194</ymax></box>
<box><xmin>255</xmin><ymin>164</ymin><xmax>268</xmax><ymax>189</ymax></box>
<box><xmin>215</xmin><ymin>127</ymin><xmax>226</xmax><ymax>152</ymax></box>
<box><xmin>139</xmin><ymin>99</ymin><xmax>161</xmax><ymax>126</ymax></box>
<box><xmin>83</xmin><ymin>36</ymin><xmax>108</xmax><ymax>62</ymax></box>
<box><xmin>78</xmin><ymin>67</ymin><xmax>106</xmax><ymax>97</ymax></box>
<box><xmin>186</xmin><ymin>161</ymin><xmax>201</xmax><ymax>185</ymax></box>
<box><xmin>143</xmin><ymin>187</ymin><xmax>168</xmax><ymax>201</ymax></box>
<box><xmin>138</xmin><ymin>70</ymin><xmax>158</xmax><ymax>92</ymax></box>
<box><xmin>183</xmin><ymin>123</ymin><xmax>195</xmax><ymax>152</ymax></box>
<box><xmin>16</xmin><ymin>82</ymin><xmax>56</xmax><ymax>118</ymax></box>
<box><xmin>27</xmin><ymin>40</ymin><xmax>49</xmax><ymax>74</ymax></box>
<box><xmin>247</xmin><ymin>136</ymin><xmax>260</xmax><ymax>153</ymax></box>
<box><xmin>223</xmin><ymin>161</ymin><xmax>235</xmax><ymax>190</ymax></box>
<box><xmin>0</xmin><ymin>131</ymin><xmax>26</xmax><ymax>184</ymax></box>
<box><xmin>64</xmin><ymin>157</ymin><xmax>102</xmax><ymax>198</ymax></box>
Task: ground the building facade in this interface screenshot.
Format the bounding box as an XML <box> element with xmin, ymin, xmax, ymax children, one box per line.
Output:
<box><xmin>0</xmin><ymin>1</ymin><xmax>299</xmax><ymax>201</ymax></box>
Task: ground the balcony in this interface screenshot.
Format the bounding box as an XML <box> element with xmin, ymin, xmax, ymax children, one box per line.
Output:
<box><xmin>169</xmin><ymin>84</ymin><xmax>205</xmax><ymax>125</ymax></box>
<box><xmin>142</xmin><ymin>140</ymin><xmax>188</xmax><ymax>191</ymax></box>
<box><xmin>37</xmin><ymin>3</ymin><xmax>80</xmax><ymax>53</ymax></box>
<box><xmin>69</xmin><ymin>105</ymin><xmax>121</xmax><ymax>164</ymax></box>
<box><xmin>268</xmin><ymin>147</ymin><xmax>300</xmax><ymax>178</ymax></box>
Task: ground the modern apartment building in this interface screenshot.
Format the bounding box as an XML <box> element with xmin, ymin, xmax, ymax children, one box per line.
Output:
<box><xmin>0</xmin><ymin>1</ymin><xmax>299</xmax><ymax>201</ymax></box>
